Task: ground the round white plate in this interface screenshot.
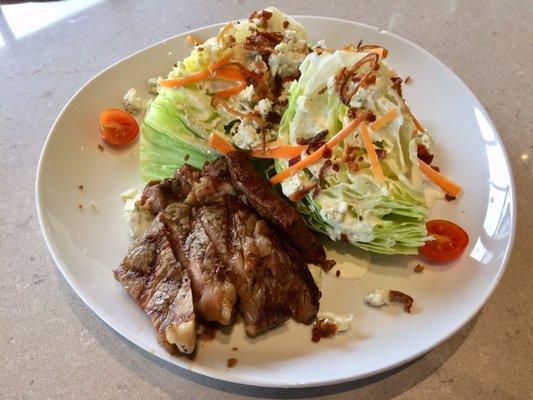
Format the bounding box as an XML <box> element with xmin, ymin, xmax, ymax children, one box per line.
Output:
<box><xmin>36</xmin><ymin>16</ymin><xmax>515</xmax><ymax>388</ymax></box>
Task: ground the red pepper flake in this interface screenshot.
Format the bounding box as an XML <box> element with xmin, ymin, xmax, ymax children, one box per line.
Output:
<box><xmin>335</xmin><ymin>270</ymin><xmax>341</xmax><ymax>277</ymax></box>
<box><xmin>414</xmin><ymin>264</ymin><xmax>425</xmax><ymax>273</ymax></box>
<box><xmin>312</xmin><ymin>319</ymin><xmax>338</xmax><ymax>343</ymax></box>
<box><xmin>321</xmin><ymin>259</ymin><xmax>336</xmax><ymax>272</ymax></box>
<box><xmin>389</xmin><ymin>290</ymin><xmax>414</xmax><ymax>313</ymax></box>
<box><xmin>227</xmin><ymin>358</ymin><xmax>238</xmax><ymax>368</ymax></box>
<box><xmin>445</xmin><ymin>194</ymin><xmax>456</xmax><ymax>201</ymax></box>
<box><xmin>97</xmin><ymin>144</ymin><xmax>104</xmax><ymax>151</ymax></box>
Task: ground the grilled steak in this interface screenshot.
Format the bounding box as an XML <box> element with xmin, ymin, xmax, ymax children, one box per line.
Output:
<box><xmin>114</xmin><ymin>217</ymin><xmax>196</xmax><ymax>354</ymax></box>
<box><xmin>198</xmin><ymin>199</ymin><xmax>320</xmax><ymax>336</ymax></box>
<box><xmin>160</xmin><ymin>203</ymin><xmax>237</xmax><ymax>325</ymax></box>
<box><xmin>140</xmin><ymin>178</ymin><xmax>183</xmax><ymax>215</ymax></box>
<box><xmin>224</xmin><ymin>151</ymin><xmax>326</xmax><ymax>265</ymax></box>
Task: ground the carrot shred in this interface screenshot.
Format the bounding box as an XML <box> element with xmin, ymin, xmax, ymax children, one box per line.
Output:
<box><xmin>418</xmin><ymin>159</ymin><xmax>462</xmax><ymax>196</ymax></box>
<box><xmin>360</xmin><ymin>122</ymin><xmax>385</xmax><ymax>183</ymax></box>
<box><xmin>159</xmin><ymin>53</ymin><xmax>232</xmax><ymax>88</ymax></box>
<box><xmin>207</xmin><ymin>53</ymin><xmax>232</xmax><ymax>74</ymax></box>
<box><xmin>214</xmin><ymin>81</ymin><xmax>247</xmax><ymax>97</ymax></box>
<box><xmin>186</xmin><ymin>35</ymin><xmax>204</xmax><ymax>46</ymax></box>
<box><xmin>250</xmin><ymin>145</ymin><xmax>307</xmax><ymax>159</ymax></box>
<box><xmin>208</xmin><ymin>132</ymin><xmax>235</xmax><ymax>155</ymax></box>
<box><xmin>215</xmin><ymin>66</ymin><xmax>246</xmax><ymax>81</ymax></box>
<box><xmin>269</xmin><ymin>113</ymin><xmax>367</xmax><ymax>184</ymax></box>
<box><xmin>369</xmin><ymin>109</ymin><xmax>398</xmax><ymax>131</ymax></box>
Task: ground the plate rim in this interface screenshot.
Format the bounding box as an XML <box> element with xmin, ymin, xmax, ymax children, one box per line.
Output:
<box><xmin>35</xmin><ymin>15</ymin><xmax>517</xmax><ymax>388</ymax></box>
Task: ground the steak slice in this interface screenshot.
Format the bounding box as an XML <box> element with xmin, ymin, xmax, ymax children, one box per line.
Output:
<box><xmin>225</xmin><ymin>151</ymin><xmax>326</xmax><ymax>265</ymax></box>
<box><xmin>140</xmin><ymin>178</ymin><xmax>184</xmax><ymax>215</ymax></box>
<box><xmin>160</xmin><ymin>203</ymin><xmax>236</xmax><ymax>325</ymax></box>
<box><xmin>199</xmin><ymin>199</ymin><xmax>320</xmax><ymax>336</ymax></box>
<box><xmin>113</xmin><ymin>217</ymin><xmax>196</xmax><ymax>354</ymax></box>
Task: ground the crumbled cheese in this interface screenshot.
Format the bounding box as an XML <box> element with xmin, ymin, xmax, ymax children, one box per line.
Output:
<box><xmin>280</xmin><ymin>171</ymin><xmax>307</xmax><ymax>197</ymax></box>
<box><xmin>364</xmin><ymin>289</ymin><xmax>390</xmax><ymax>307</ymax></box>
<box><xmin>122</xmin><ymin>88</ymin><xmax>148</xmax><ymax>115</ymax></box>
<box><xmin>121</xmin><ymin>189</ymin><xmax>154</xmax><ymax>237</ymax></box>
<box><xmin>268</xmin><ymin>30</ymin><xmax>308</xmax><ymax>78</ymax></box>
<box><xmin>316</xmin><ymin>311</ymin><xmax>353</xmax><ymax>332</ymax></box>
<box><xmin>147</xmin><ymin>77</ymin><xmax>159</xmax><ymax>95</ymax></box>
<box><xmin>233</xmin><ymin>119</ymin><xmax>262</xmax><ymax>150</ymax></box>
<box><xmin>319</xmin><ymin>199</ymin><xmax>348</xmax><ymax>224</ymax></box>
<box><xmin>254</xmin><ymin>98</ymin><xmax>273</xmax><ymax>119</ymax></box>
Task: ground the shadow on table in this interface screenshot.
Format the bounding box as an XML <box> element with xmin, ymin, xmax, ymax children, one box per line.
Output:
<box><xmin>56</xmin><ymin>266</ymin><xmax>478</xmax><ymax>399</ymax></box>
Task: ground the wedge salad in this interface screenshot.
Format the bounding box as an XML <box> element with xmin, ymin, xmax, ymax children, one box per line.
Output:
<box><xmin>102</xmin><ymin>7</ymin><xmax>467</xmax><ymax>262</ymax></box>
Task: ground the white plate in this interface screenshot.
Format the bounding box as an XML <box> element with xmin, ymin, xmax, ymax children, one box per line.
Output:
<box><xmin>36</xmin><ymin>16</ymin><xmax>515</xmax><ymax>388</ymax></box>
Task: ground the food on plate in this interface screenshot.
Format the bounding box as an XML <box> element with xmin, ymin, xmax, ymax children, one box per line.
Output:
<box><xmin>114</xmin><ymin>151</ymin><xmax>322</xmax><ymax>353</ymax></box>
<box><xmin>419</xmin><ymin>219</ymin><xmax>469</xmax><ymax>262</ymax></box>
<box><xmin>109</xmin><ymin>6</ymin><xmax>471</xmax><ymax>354</ymax></box>
<box><xmin>99</xmin><ymin>108</ymin><xmax>139</xmax><ymax>145</ymax></box>
<box><xmin>364</xmin><ymin>289</ymin><xmax>414</xmax><ymax>313</ymax></box>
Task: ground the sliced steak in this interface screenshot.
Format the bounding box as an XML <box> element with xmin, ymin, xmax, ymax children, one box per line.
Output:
<box><xmin>225</xmin><ymin>151</ymin><xmax>326</xmax><ymax>264</ymax></box>
<box><xmin>199</xmin><ymin>198</ymin><xmax>320</xmax><ymax>336</ymax></box>
<box><xmin>113</xmin><ymin>217</ymin><xmax>196</xmax><ymax>354</ymax></box>
<box><xmin>140</xmin><ymin>178</ymin><xmax>183</xmax><ymax>215</ymax></box>
<box><xmin>160</xmin><ymin>203</ymin><xmax>236</xmax><ymax>325</ymax></box>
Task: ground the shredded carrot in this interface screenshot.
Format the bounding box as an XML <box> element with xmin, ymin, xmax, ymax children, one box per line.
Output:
<box><xmin>418</xmin><ymin>160</ymin><xmax>462</xmax><ymax>196</ymax></box>
<box><xmin>250</xmin><ymin>145</ymin><xmax>307</xmax><ymax>159</ymax></box>
<box><xmin>369</xmin><ymin>109</ymin><xmax>398</xmax><ymax>132</ymax></box>
<box><xmin>215</xmin><ymin>66</ymin><xmax>246</xmax><ymax>81</ymax></box>
<box><xmin>208</xmin><ymin>132</ymin><xmax>235</xmax><ymax>155</ymax></box>
<box><xmin>186</xmin><ymin>35</ymin><xmax>204</xmax><ymax>46</ymax></box>
<box><xmin>214</xmin><ymin>81</ymin><xmax>247</xmax><ymax>97</ymax></box>
<box><xmin>269</xmin><ymin>113</ymin><xmax>367</xmax><ymax>184</ymax></box>
<box><xmin>159</xmin><ymin>53</ymin><xmax>232</xmax><ymax>88</ymax></box>
<box><xmin>360</xmin><ymin>122</ymin><xmax>385</xmax><ymax>183</ymax></box>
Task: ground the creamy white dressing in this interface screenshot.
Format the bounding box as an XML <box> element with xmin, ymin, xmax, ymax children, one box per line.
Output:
<box><xmin>364</xmin><ymin>289</ymin><xmax>390</xmax><ymax>307</ymax></box>
<box><xmin>316</xmin><ymin>311</ymin><xmax>353</xmax><ymax>332</ymax></box>
<box><xmin>121</xmin><ymin>189</ymin><xmax>154</xmax><ymax>238</ymax></box>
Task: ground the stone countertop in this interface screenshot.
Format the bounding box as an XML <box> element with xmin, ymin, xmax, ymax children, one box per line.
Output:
<box><xmin>0</xmin><ymin>0</ymin><xmax>531</xmax><ymax>399</ymax></box>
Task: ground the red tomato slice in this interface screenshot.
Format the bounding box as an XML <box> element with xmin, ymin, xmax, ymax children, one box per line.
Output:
<box><xmin>99</xmin><ymin>108</ymin><xmax>139</xmax><ymax>145</ymax></box>
<box><xmin>419</xmin><ymin>219</ymin><xmax>469</xmax><ymax>262</ymax></box>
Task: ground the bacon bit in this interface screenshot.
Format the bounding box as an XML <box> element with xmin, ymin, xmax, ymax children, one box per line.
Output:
<box><xmin>186</xmin><ymin>35</ymin><xmax>203</xmax><ymax>46</ymax></box>
<box><xmin>332</xmin><ymin>163</ymin><xmax>340</xmax><ymax>172</ymax></box>
<box><xmin>318</xmin><ymin>86</ymin><xmax>327</xmax><ymax>95</ymax></box>
<box><xmin>321</xmin><ymin>259</ymin><xmax>336</xmax><ymax>271</ymax></box>
<box><xmin>249</xmin><ymin>9</ymin><xmax>273</xmax><ymax>23</ymax></box>
<box><xmin>288</xmin><ymin>155</ymin><xmax>301</xmax><ymax>166</ymax></box>
<box><xmin>416</xmin><ymin>144</ymin><xmax>434</xmax><ymax>165</ymax></box>
<box><xmin>266</xmin><ymin>111</ymin><xmax>281</xmax><ymax>124</ymax></box>
<box><xmin>231</xmin><ymin>347</ymin><xmax>238</xmax><ymax>351</ymax></box>
<box><xmin>78</xmin><ymin>185</ymin><xmax>84</xmax><ymax>190</ymax></box>
<box><xmin>431</xmin><ymin>165</ymin><xmax>440</xmax><ymax>172</ymax></box>
<box><xmin>348</xmin><ymin>107</ymin><xmax>358</xmax><ymax>119</ymax></box>
<box><xmin>335</xmin><ymin>270</ymin><xmax>341</xmax><ymax>277</ymax></box>
<box><xmin>342</xmin><ymin>145</ymin><xmax>359</xmax><ymax>163</ymax></box>
<box><xmin>312</xmin><ymin>319</ymin><xmax>338</xmax><ymax>343</ymax></box>
<box><xmin>366</xmin><ymin>112</ymin><xmax>376</xmax><ymax>123</ymax></box>
<box><xmin>337</xmin><ymin>53</ymin><xmax>379</xmax><ymax>105</ymax></box>
<box><xmin>243</xmin><ymin>29</ymin><xmax>283</xmax><ymax>55</ymax></box>
<box><xmin>445</xmin><ymin>194</ymin><xmax>457</xmax><ymax>201</ymax></box>
<box><xmin>288</xmin><ymin>182</ymin><xmax>317</xmax><ymax>202</ymax></box>
<box><xmin>97</xmin><ymin>144</ymin><xmax>104</xmax><ymax>151</ymax></box>
<box><xmin>278</xmin><ymin>98</ymin><xmax>288</xmax><ymax>107</ymax></box>
<box><xmin>375</xmin><ymin>149</ymin><xmax>387</xmax><ymax>159</ymax></box>
<box><xmin>312</xmin><ymin>160</ymin><xmax>332</xmax><ymax>198</ymax></box>
<box><xmin>322</xmin><ymin>146</ymin><xmax>332</xmax><ymax>159</ymax></box>
<box><xmin>414</xmin><ymin>264</ymin><xmax>425</xmax><ymax>273</ymax></box>
<box><xmin>389</xmin><ymin>290</ymin><xmax>414</xmax><ymax>313</ymax></box>
<box><xmin>283</xmin><ymin>20</ymin><xmax>289</xmax><ymax>28</ymax></box>
<box><xmin>348</xmin><ymin>162</ymin><xmax>360</xmax><ymax>173</ymax></box>
<box><xmin>297</xmin><ymin>130</ymin><xmax>329</xmax><ymax>153</ymax></box>
<box><xmin>227</xmin><ymin>358</ymin><xmax>238</xmax><ymax>368</ymax></box>
<box><xmin>340</xmin><ymin>233</ymin><xmax>349</xmax><ymax>242</ymax></box>
<box><xmin>77</xmin><ymin>204</ymin><xmax>83</xmax><ymax>209</ymax></box>
<box><xmin>390</xmin><ymin>76</ymin><xmax>403</xmax><ymax>96</ymax></box>
<box><xmin>404</xmin><ymin>76</ymin><xmax>412</xmax><ymax>84</ymax></box>
<box><xmin>184</xmin><ymin>154</ymin><xmax>190</xmax><ymax>161</ymax></box>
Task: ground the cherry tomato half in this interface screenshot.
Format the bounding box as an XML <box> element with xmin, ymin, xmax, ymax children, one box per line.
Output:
<box><xmin>419</xmin><ymin>219</ymin><xmax>469</xmax><ymax>262</ymax></box>
<box><xmin>99</xmin><ymin>108</ymin><xmax>139</xmax><ymax>145</ymax></box>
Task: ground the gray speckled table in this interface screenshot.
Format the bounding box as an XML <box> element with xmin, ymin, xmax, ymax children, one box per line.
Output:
<box><xmin>1</xmin><ymin>1</ymin><xmax>532</xmax><ymax>399</ymax></box>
